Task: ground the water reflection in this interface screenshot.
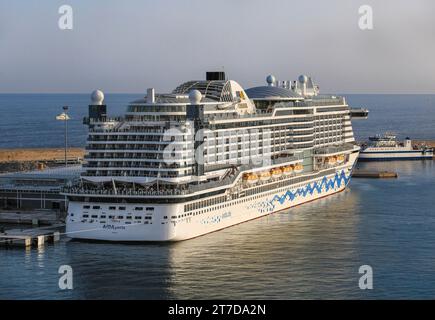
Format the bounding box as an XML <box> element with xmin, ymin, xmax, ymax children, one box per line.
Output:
<box><xmin>167</xmin><ymin>189</ymin><xmax>362</xmax><ymax>299</ymax></box>
<box><xmin>2</xmin><ymin>160</ymin><xmax>435</xmax><ymax>299</ymax></box>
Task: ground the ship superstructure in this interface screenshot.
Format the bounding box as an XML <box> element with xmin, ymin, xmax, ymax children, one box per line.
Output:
<box><xmin>63</xmin><ymin>72</ymin><xmax>360</xmax><ymax>241</ymax></box>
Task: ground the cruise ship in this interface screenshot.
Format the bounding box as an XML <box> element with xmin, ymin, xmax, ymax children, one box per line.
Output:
<box><xmin>359</xmin><ymin>134</ymin><xmax>434</xmax><ymax>161</ymax></box>
<box><xmin>62</xmin><ymin>72</ymin><xmax>360</xmax><ymax>241</ymax></box>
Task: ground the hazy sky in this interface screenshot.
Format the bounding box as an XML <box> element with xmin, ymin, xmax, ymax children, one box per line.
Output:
<box><xmin>1</xmin><ymin>0</ymin><xmax>434</xmax><ymax>93</ymax></box>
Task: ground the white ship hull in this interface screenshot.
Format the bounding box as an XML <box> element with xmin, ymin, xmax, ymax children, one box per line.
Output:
<box><xmin>359</xmin><ymin>150</ymin><xmax>433</xmax><ymax>161</ymax></box>
<box><xmin>66</xmin><ymin>154</ymin><xmax>357</xmax><ymax>242</ymax></box>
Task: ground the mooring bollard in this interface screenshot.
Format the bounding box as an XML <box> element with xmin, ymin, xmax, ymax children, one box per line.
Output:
<box><xmin>24</xmin><ymin>237</ymin><xmax>32</xmax><ymax>247</ymax></box>
<box><xmin>37</xmin><ymin>235</ymin><xmax>45</xmax><ymax>247</ymax></box>
<box><xmin>53</xmin><ymin>231</ymin><xmax>60</xmax><ymax>242</ymax></box>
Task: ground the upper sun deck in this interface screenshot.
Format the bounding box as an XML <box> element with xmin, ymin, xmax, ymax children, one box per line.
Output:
<box><xmin>128</xmin><ymin>94</ymin><xmax>216</xmax><ymax>106</ymax></box>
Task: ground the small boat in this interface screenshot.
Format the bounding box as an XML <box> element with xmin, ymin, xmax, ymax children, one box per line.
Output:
<box><xmin>271</xmin><ymin>168</ymin><xmax>282</xmax><ymax>179</ymax></box>
<box><xmin>282</xmin><ymin>166</ymin><xmax>293</xmax><ymax>176</ymax></box>
<box><xmin>243</xmin><ymin>173</ymin><xmax>258</xmax><ymax>185</ymax></box>
<box><xmin>336</xmin><ymin>154</ymin><xmax>345</xmax><ymax>164</ymax></box>
<box><xmin>328</xmin><ymin>156</ymin><xmax>337</xmax><ymax>165</ymax></box>
<box><xmin>294</xmin><ymin>163</ymin><xmax>303</xmax><ymax>173</ymax></box>
<box><xmin>259</xmin><ymin>171</ymin><xmax>271</xmax><ymax>181</ymax></box>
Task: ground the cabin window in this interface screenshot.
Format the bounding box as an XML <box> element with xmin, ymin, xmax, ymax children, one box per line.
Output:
<box><xmin>92</xmin><ymin>206</ymin><xmax>100</xmax><ymax>210</ymax></box>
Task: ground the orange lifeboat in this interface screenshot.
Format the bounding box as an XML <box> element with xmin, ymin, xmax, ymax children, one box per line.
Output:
<box><xmin>294</xmin><ymin>163</ymin><xmax>303</xmax><ymax>174</ymax></box>
<box><xmin>271</xmin><ymin>168</ymin><xmax>282</xmax><ymax>179</ymax></box>
<box><xmin>243</xmin><ymin>173</ymin><xmax>258</xmax><ymax>185</ymax></box>
<box><xmin>282</xmin><ymin>165</ymin><xmax>293</xmax><ymax>176</ymax></box>
<box><xmin>329</xmin><ymin>156</ymin><xmax>337</xmax><ymax>165</ymax></box>
<box><xmin>336</xmin><ymin>154</ymin><xmax>345</xmax><ymax>164</ymax></box>
<box><xmin>259</xmin><ymin>171</ymin><xmax>271</xmax><ymax>181</ymax></box>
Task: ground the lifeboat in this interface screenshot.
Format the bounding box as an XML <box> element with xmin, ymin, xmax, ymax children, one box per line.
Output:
<box><xmin>336</xmin><ymin>154</ymin><xmax>345</xmax><ymax>164</ymax></box>
<box><xmin>282</xmin><ymin>166</ymin><xmax>293</xmax><ymax>176</ymax></box>
<box><xmin>244</xmin><ymin>173</ymin><xmax>258</xmax><ymax>185</ymax></box>
<box><xmin>329</xmin><ymin>156</ymin><xmax>337</xmax><ymax>165</ymax></box>
<box><xmin>271</xmin><ymin>168</ymin><xmax>282</xmax><ymax>179</ymax></box>
<box><xmin>259</xmin><ymin>171</ymin><xmax>271</xmax><ymax>181</ymax></box>
<box><xmin>294</xmin><ymin>163</ymin><xmax>303</xmax><ymax>174</ymax></box>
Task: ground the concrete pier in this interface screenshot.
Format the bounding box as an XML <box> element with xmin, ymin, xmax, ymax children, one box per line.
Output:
<box><xmin>0</xmin><ymin>224</ymin><xmax>64</xmax><ymax>248</ymax></box>
<box><xmin>0</xmin><ymin>211</ymin><xmax>59</xmax><ymax>225</ymax></box>
<box><xmin>352</xmin><ymin>170</ymin><xmax>398</xmax><ymax>178</ymax></box>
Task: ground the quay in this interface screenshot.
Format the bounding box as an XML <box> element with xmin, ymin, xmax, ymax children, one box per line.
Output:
<box><xmin>0</xmin><ymin>224</ymin><xmax>64</xmax><ymax>248</ymax></box>
<box><xmin>352</xmin><ymin>170</ymin><xmax>398</xmax><ymax>178</ymax></box>
<box><xmin>0</xmin><ymin>210</ymin><xmax>60</xmax><ymax>225</ymax></box>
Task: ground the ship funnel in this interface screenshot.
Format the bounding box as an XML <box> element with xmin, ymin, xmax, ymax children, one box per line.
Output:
<box><xmin>147</xmin><ymin>88</ymin><xmax>155</xmax><ymax>103</ymax></box>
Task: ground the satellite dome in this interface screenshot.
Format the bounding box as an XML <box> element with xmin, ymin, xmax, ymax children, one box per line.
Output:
<box><xmin>188</xmin><ymin>90</ymin><xmax>202</xmax><ymax>104</ymax></box>
<box><xmin>91</xmin><ymin>90</ymin><xmax>104</xmax><ymax>105</ymax></box>
<box><xmin>298</xmin><ymin>75</ymin><xmax>308</xmax><ymax>83</ymax></box>
<box><xmin>266</xmin><ymin>75</ymin><xmax>276</xmax><ymax>85</ymax></box>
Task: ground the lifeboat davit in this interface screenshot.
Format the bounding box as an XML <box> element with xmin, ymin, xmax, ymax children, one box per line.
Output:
<box><xmin>294</xmin><ymin>163</ymin><xmax>303</xmax><ymax>174</ymax></box>
<box><xmin>271</xmin><ymin>168</ymin><xmax>282</xmax><ymax>179</ymax></box>
<box><xmin>259</xmin><ymin>171</ymin><xmax>271</xmax><ymax>181</ymax></box>
<box><xmin>282</xmin><ymin>166</ymin><xmax>293</xmax><ymax>176</ymax></box>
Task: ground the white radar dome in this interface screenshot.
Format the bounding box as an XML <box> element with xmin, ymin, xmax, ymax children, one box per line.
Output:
<box><xmin>298</xmin><ymin>75</ymin><xmax>308</xmax><ymax>83</ymax></box>
<box><xmin>189</xmin><ymin>90</ymin><xmax>202</xmax><ymax>105</ymax></box>
<box><xmin>91</xmin><ymin>90</ymin><xmax>105</xmax><ymax>105</ymax></box>
<box><xmin>266</xmin><ymin>75</ymin><xmax>276</xmax><ymax>85</ymax></box>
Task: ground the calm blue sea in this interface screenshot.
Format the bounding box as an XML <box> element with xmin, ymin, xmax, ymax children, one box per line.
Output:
<box><xmin>0</xmin><ymin>94</ymin><xmax>434</xmax><ymax>148</ymax></box>
<box><xmin>0</xmin><ymin>94</ymin><xmax>435</xmax><ymax>299</ymax></box>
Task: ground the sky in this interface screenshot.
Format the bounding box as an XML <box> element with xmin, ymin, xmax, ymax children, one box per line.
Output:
<box><xmin>0</xmin><ymin>0</ymin><xmax>434</xmax><ymax>94</ymax></box>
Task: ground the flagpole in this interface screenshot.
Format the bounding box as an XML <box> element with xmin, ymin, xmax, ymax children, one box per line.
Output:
<box><xmin>63</xmin><ymin>106</ymin><xmax>69</xmax><ymax>167</ymax></box>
